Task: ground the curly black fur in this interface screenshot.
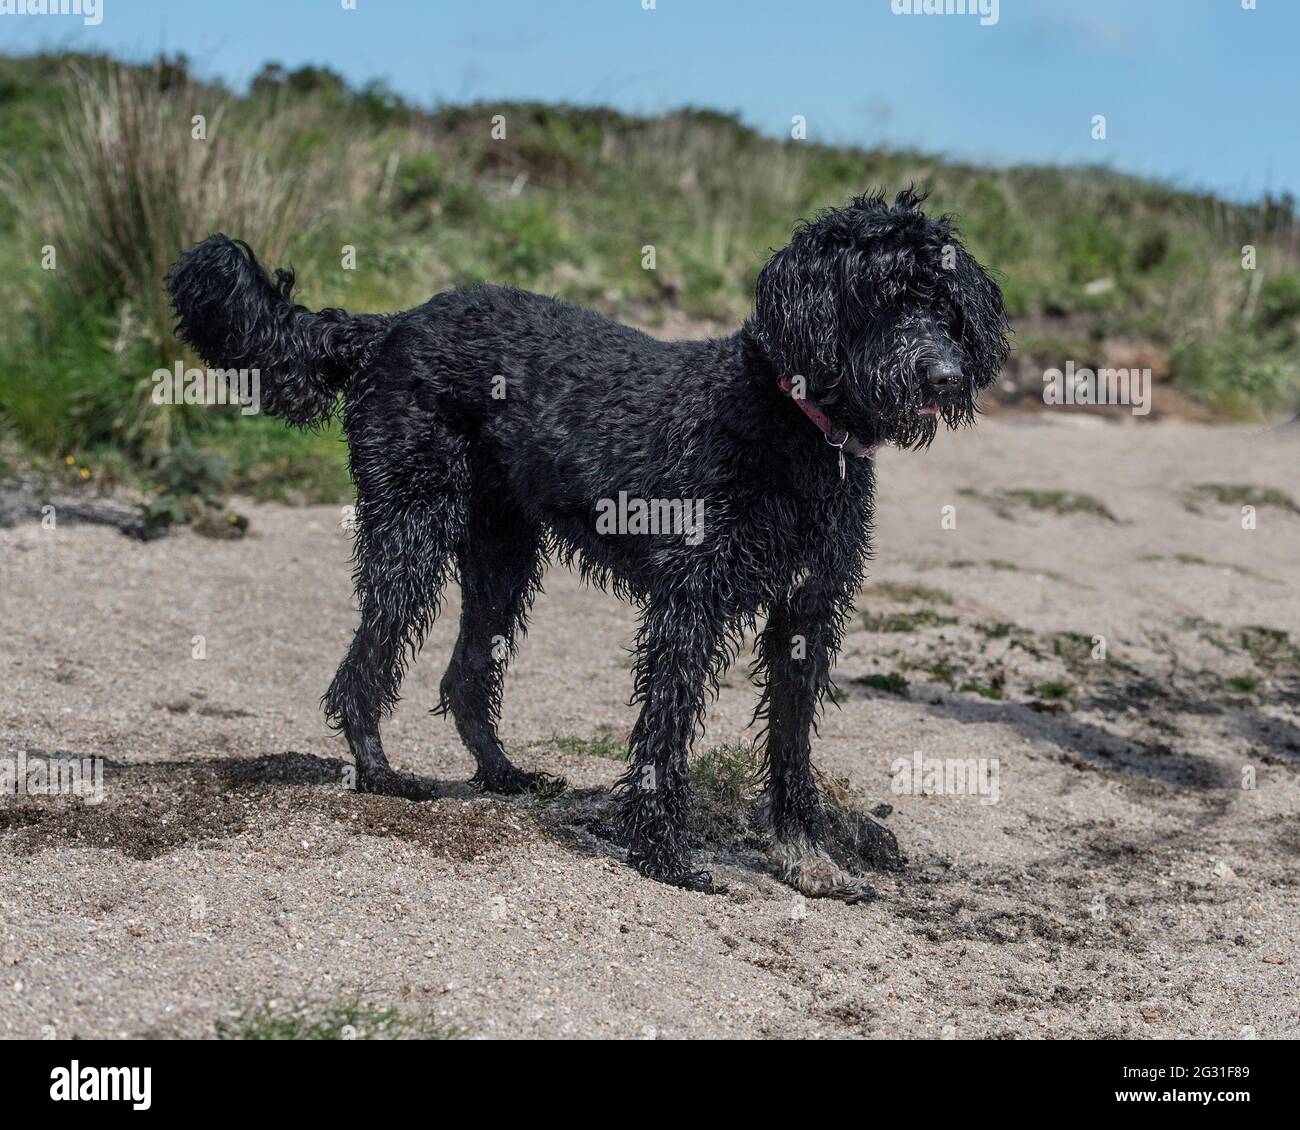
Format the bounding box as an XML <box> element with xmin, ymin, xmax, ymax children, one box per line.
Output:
<box><xmin>165</xmin><ymin>189</ymin><xmax>1010</xmax><ymax>894</ymax></box>
<box><xmin>164</xmin><ymin>235</ymin><xmax>391</xmax><ymax>426</ymax></box>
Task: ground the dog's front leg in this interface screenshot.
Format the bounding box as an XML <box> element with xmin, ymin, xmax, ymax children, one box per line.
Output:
<box><xmin>615</xmin><ymin>596</ymin><xmax>724</xmax><ymax>892</ymax></box>
<box><xmin>758</xmin><ymin>582</ymin><xmax>874</xmax><ymax>902</ymax></box>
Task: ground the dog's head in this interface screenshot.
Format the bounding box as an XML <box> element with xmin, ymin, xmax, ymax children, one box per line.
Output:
<box><xmin>750</xmin><ymin>188</ymin><xmax>1010</xmax><ymax>449</ymax></box>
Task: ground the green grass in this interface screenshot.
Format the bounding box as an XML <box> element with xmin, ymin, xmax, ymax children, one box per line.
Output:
<box><xmin>688</xmin><ymin>744</ymin><xmax>761</xmax><ymax>843</ymax></box>
<box><xmin>920</xmin><ymin>659</ymin><xmax>960</xmax><ymax>686</ymax></box>
<box><xmin>216</xmin><ymin>999</ymin><xmax>457</xmax><ymax>1040</ymax></box>
<box><xmin>1192</xmin><ymin>483</ymin><xmax>1300</xmax><ymax>514</ymax></box>
<box><xmin>196</xmin><ymin>417</ymin><xmax>350</xmax><ymax>503</ymax></box>
<box><xmin>860</xmin><ymin>608</ymin><xmax>958</xmax><ymax>633</ymax></box>
<box><xmin>975</xmin><ymin>620</ymin><xmax>1028</xmax><ymax>640</ymax></box>
<box><xmin>1141</xmin><ymin>553</ymin><xmax>1277</xmax><ymax>582</ymax></box>
<box><xmin>958</xmin><ymin>487</ymin><xmax>1119</xmax><ymax>522</ymax></box>
<box><xmin>539</xmin><ymin>733</ymin><xmax>626</xmax><ymax>761</ymax></box>
<box><xmin>1000</xmin><ymin>489</ymin><xmax>1119</xmax><ymax>523</ymax></box>
<box><xmin>690</xmin><ymin>743</ymin><xmax>759</xmax><ymax>797</ymax></box>
<box><xmin>869</xmin><ymin>581</ymin><xmax>954</xmax><ymax>605</ymax></box>
<box><xmin>1171</xmin><ymin>334</ymin><xmax>1300</xmax><ymax>419</ymax></box>
<box><xmin>1</xmin><ymin>51</ymin><xmax>1299</xmax><ymax>495</ymax></box>
<box><xmin>1240</xmin><ymin>626</ymin><xmax>1298</xmax><ymax>671</ymax></box>
<box><xmin>853</xmin><ymin>672</ymin><xmax>910</xmax><ymax>697</ymax></box>
<box><xmin>1031</xmin><ymin>680</ymin><xmax>1073</xmax><ymax>701</ymax></box>
<box><xmin>1051</xmin><ymin>631</ymin><xmax>1098</xmax><ymax>672</ymax></box>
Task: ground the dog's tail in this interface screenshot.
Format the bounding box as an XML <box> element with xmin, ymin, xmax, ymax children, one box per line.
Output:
<box><xmin>165</xmin><ymin>234</ymin><xmax>388</xmax><ymax>427</ymax></box>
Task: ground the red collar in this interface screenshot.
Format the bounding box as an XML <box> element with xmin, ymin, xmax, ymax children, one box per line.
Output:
<box><xmin>777</xmin><ymin>377</ymin><xmax>878</xmax><ymax>458</ymax></box>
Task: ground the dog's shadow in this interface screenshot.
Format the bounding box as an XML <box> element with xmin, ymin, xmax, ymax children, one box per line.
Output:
<box><xmin>8</xmin><ymin>750</ymin><xmax>903</xmax><ymax>892</ymax></box>
<box><xmin>842</xmin><ymin>679</ymin><xmax>1292</xmax><ymax>792</ymax></box>
<box><xmin>209</xmin><ymin>750</ymin><xmax>905</xmax><ymax>890</ymax></box>
<box><xmin>215</xmin><ymin>750</ymin><xmax>472</xmax><ymax>798</ymax></box>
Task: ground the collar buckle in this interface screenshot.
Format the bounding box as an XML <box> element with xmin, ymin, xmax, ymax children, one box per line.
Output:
<box><xmin>777</xmin><ymin>377</ymin><xmax>876</xmax><ymax>464</ymax></box>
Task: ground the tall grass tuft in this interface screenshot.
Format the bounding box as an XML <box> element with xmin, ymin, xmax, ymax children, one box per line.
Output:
<box><xmin>12</xmin><ymin>61</ymin><xmax>351</xmax><ymax>452</ymax></box>
<box><xmin>48</xmin><ymin>63</ymin><xmax>321</xmax><ymax>336</ymax></box>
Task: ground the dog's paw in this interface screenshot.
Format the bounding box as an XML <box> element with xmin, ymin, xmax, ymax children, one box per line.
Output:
<box><xmin>656</xmin><ymin>865</ymin><xmax>723</xmax><ymax>895</ymax></box>
<box><xmin>356</xmin><ymin>765</ymin><xmax>440</xmax><ymax>802</ymax></box>
<box><xmin>665</xmin><ymin>867</ymin><xmax>723</xmax><ymax>895</ymax></box>
<box><xmin>630</xmin><ymin>854</ymin><xmax>724</xmax><ymax>895</ymax></box>
<box><xmin>773</xmin><ymin>837</ymin><xmax>877</xmax><ymax>902</ymax></box>
<box><xmin>473</xmin><ymin>765</ymin><xmax>566</xmax><ymax>798</ymax></box>
<box><xmin>821</xmin><ymin>881</ymin><xmax>879</xmax><ymax>905</ymax></box>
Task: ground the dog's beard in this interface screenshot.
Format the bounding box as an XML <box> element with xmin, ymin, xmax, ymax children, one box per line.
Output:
<box><xmin>849</xmin><ymin>399</ymin><xmax>935</xmax><ymax>450</ymax></box>
<box><xmin>823</xmin><ymin>366</ymin><xmax>979</xmax><ymax>452</ymax></box>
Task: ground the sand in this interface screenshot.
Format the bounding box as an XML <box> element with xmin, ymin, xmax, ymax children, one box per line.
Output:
<box><xmin>1</xmin><ymin>416</ymin><xmax>1297</xmax><ymax>1039</ymax></box>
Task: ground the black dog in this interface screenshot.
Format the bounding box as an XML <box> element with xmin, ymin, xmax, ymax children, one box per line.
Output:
<box><xmin>166</xmin><ymin>189</ymin><xmax>1009</xmax><ymax>897</ymax></box>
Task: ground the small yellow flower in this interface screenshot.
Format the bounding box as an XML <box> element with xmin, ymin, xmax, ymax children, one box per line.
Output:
<box><xmin>79</xmin><ymin>468</ymin><xmax>91</xmax><ymax>480</ymax></box>
<box><xmin>65</xmin><ymin>455</ymin><xmax>76</xmax><ymax>465</ymax></box>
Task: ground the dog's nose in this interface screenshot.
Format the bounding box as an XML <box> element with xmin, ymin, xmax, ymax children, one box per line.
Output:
<box><xmin>927</xmin><ymin>360</ymin><xmax>964</xmax><ymax>396</ymax></box>
<box><xmin>928</xmin><ymin>360</ymin><xmax>963</xmax><ymax>387</ymax></box>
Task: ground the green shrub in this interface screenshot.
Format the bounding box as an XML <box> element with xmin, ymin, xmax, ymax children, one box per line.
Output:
<box><xmin>1</xmin><ymin>51</ymin><xmax>1299</xmax><ymax>496</ymax></box>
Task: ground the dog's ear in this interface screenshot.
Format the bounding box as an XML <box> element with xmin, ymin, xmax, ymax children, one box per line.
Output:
<box><xmin>751</xmin><ymin>192</ymin><xmax>913</xmax><ymax>387</ymax></box>
<box><xmin>949</xmin><ymin>246</ymin><xmax>1011</xmax><ymax>388</ymax></box>
<box><xmin>751</xmin><ymin>230</ymin><xmax>848</xmax><ymax>386</ymax></box>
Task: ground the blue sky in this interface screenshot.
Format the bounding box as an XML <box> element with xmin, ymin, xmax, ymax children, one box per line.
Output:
<box><xmin>6</xmin><ymin>0</ymin><xmax>1298</xmax><ymax>201</ymax></box>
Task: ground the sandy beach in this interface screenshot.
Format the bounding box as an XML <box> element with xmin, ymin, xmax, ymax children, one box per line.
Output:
<box><xmin>1</xmin><ymin>416</ymin><xmax>1297</xmax><ymax>1039</ymax></box>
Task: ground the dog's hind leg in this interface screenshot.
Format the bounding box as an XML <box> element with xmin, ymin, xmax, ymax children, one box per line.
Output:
<box><xmin>323</xmin><ymin>426</ymin><xmax>468</xmax><ymax>800</ymax></box>
<box><xmin>757</xmin><ymin>583</ymin><xmax>875</xmax><ymax>903</ymax></box>
<box><xmin>436</xmin><ymin>466</ymin><xmax>561</xmax><ymax>795</ymax></box>
<box><xmin>615</xmin><ymin>594</ymin><xmax>727</xmax><ymax>892</ymax></box>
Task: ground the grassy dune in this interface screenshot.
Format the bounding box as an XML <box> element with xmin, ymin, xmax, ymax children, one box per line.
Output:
<box><xmin>1</xmin><ymin>52</ymin><xmax>1297</xmax><ymax>507</ymax></box>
